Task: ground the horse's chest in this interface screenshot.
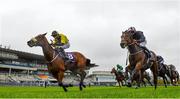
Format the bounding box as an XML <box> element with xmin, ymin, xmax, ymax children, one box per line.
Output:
<box><xmin>47</xmin><ymin>65</ymin><xmax>59</xmax><ymax>73</ymax></box>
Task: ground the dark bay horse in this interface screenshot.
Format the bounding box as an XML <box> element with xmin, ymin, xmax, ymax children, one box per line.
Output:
<box><xmin>27</xmin><ymin>33</ymin><xmax>97</xmax><ymax>92</ymax></box>
<box><xmin>167</xmin><ymin>64</ymin><xmax>179</xmax><ymax>86</ymax></box>
<box><xmin>157</xmin><ymin>63</ymin><xmax>169</xmax><ymax>88</ymax></box>
<box><xmin>120</xmin><ymin>31</ymin><xmax>158</xmax><ymax>89</ymax></box>
<box><xmin>111</xmin><ymin>67</ymin><xmax>125</xmax><ymax>87</ymax></box>
<box><xmin>125</xmin><ymin>66</ymin><xmax>153</xmax><ymax>87</ymax></box>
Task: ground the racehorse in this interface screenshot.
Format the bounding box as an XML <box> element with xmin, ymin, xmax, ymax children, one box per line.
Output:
<box><xmin>157</xmin><ymin>62</ymin><xmax>169</xmax><ymax>88</ymax></box>
<box><xmin>111</xmin><ymin>67</ymin><xmax>125</xmax><ymax>87</ymax></box>
<box><xmin>125</xmin><ymin>66</ymin><xmax>153</xmax><ymax>87</ymax></box>
<box><xmin>120</xmin><ymin>31</ymin><xmax>158</xmax><ymax>89</ymax></box>
<box><xmin>167</xmin><ymin>64</ymin><xmax>179</xmax><ymax>86</ymax></box>
<box><xmin>27</xmin><ymin>33</ymin><xmax>97</xmax><ymax>92</ymax></box>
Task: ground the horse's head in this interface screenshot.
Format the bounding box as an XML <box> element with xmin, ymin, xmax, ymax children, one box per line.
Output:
<box><xmin>111</xmin><ymin>67</ymin><xmax>116</xmax><ymax>74</ymax></box>
<box><xmin>27</xmin><ymin>33</ymin><xmax>47</xmax><ymax>47</ymax></box>
<box><xmin>120</xmin><ymin>31</ymin><xmax>134</xmax><ymax>48</ymax></box>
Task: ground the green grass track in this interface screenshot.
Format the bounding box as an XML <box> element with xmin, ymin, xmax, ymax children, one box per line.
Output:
<box><xmin>0</xmin><ymin>86</ymin><xmax>179</xmax><ymax>98</ymax></box>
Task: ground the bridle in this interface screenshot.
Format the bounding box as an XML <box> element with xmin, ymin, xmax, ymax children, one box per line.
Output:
<box><xmin>122</xmin><ymin>33</ymin><xmax>143</xmax><ymax>56</ymax></box>
<box><xmin>49</xmin><ymin>51</ymin><xmax>60</xmax><ymax>63</ymax></box>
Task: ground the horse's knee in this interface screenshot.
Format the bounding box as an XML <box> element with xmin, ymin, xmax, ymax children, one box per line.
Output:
<box><xmin>58</xmin><ymin>82</ymin><xmax>63</xmax><ymax>86</ymax></box>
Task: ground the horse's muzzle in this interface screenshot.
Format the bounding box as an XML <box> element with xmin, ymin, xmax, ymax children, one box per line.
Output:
<box><xmin>120</xmin><ymin>43</ymin><xmax>126</xmax><ymax>48</ymax></box>
<box><xmin>27</xmin><ymin>41</ymin><xmax>33</xmax><ymax>47</ymax></box>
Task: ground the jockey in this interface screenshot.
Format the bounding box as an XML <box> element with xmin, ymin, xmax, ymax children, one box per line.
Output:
<box><xmin>51</xmin><ymin>30</ymin><xmax>71</xmax><ymax>62</ymax></box>
<box><xmin>157</xmin><ymin>55</ymin><xmax>164</xmax><ymax>64</ymax></box>
<box><xmin>116</xmin><ymin>64</ymin><xmax>123</xmax><ymax>75</ymax></box>
<box><xmin>126</xmin><ymin>27</ymin><xmax>151</xmax><ymax>58</ymax></box>
<box><xmin>157</xmin><ymin>55</ymin><xmax>165</xmax><ymax>69</ymax></box>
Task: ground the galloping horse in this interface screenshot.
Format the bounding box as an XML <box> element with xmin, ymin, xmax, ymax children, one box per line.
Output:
<box><xmin>120</xmin><ymin>31</ymin><xmax>158</xmax><ymax>89</ymax></box>
<box><xmin>27</xmin><ymin>33</ymin><xmax>97</xmax><ymax>92</ymax></box>
<box><xmin>157</xmin><ymin>63</ymin><xmax>169</xmax><ymax>88</ymax></box>
<box><xmin>111</xmin><ymin>67</ymin><xmax>125</xmax><ymax>87</ymax></box>
<box><xmin>125</xmin><ymin>66</ymin><xmax>153</xmax><ymax>87</ymax></box>
<box><xmin>167</xmin><ymin>64</ymin><xmax>179</xmax><ymax>86</ymax></box>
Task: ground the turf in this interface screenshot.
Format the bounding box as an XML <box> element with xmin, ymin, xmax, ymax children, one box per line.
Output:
<box><xmin>0</xmin><ymin>86</ymin><xmax>179</xmax><ymax>98</ymax></box>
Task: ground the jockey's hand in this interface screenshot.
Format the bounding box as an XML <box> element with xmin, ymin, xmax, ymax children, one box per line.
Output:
<box><xmin>133</xmin><ymin>39</ymin><xmax>138</xmax><ymax>44</ymax></box>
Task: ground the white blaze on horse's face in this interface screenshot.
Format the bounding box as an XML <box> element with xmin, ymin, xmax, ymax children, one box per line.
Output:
<box><xmin>31</xmin><ymin>37</ymin><xmax>37</xmax><ymax>43</ymax></box>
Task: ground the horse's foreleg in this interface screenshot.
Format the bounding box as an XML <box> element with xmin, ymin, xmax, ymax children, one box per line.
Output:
<box><xmin>118</xmin><ymin>81</ymin><xmax>121</xmax><ymax>87</ymax></box>
<box><xmin>142</xmin><ymin>79</ymin><xmax>146</xmax><ymax>87</ymax></box>
<box><xmin>163</xmin><ymin>76</ymin><xmax>167</xmax><ymax>88</ymax></box>
<box><xmin>146</xmin><ymin>77</ymin><xmax>153</xmax><ymax>86</ymax></box>
<box><xmin>134</xmin><ymin>62</ymin><xmax>142</xmax><ymax>88</ymax></box>
<box><xmin>58</xmin><ymin>72</ymin><xmax>68</xmax><ymax>92</ymax></box>
<box><xmin>151</xmin><ymin>61</ymin><xmax>158</xmax><ymax>89</ymax></box>
<box><xmin>126</xmin><ymin>64</ymin><xmax>133</xmax><ymax>87</ymax></box>
<box><xmin>137</xmin><ymin>70</ymin><xmax>142</xmax><ymax>88</ymax></box>
<box><xmin>177</xmin><ymin>75</ymin><xmax>179</xmax><ymax>85</ymax></box>
<box><xmin>77</xmin><ymin>69</ymin><xmax>86</xmax><ymax>91</ymax></box>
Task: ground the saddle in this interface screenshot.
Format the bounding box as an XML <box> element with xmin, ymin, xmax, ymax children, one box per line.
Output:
<box><xmin>55</xmin><ymin>48</ymin><xmax>76</xmax><ymax>63</ymax></box>
<box><xmin>143</xmin><ymin>50</ymin><xmax>153</xmax><ymax>69</ymax></box>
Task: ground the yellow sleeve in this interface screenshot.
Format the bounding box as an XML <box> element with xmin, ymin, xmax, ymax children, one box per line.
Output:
<box><xmin>60</xmin><ymin>34</ymin><xmax>69</xmax><ymax>44</ymax></box>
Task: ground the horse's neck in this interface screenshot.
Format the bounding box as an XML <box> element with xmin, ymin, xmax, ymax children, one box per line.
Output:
<box><xmin>127</xmin><ymin>44</ymin><xmax>142</xmax><ymax>54</ymax></box>
<box><xmin>114</xmin><ymin>71</ymin><xmax>118</xmax><ymax>76</ymax></box>
<box><xmin>41</xmin><ymin>39</ymin><xmax>54</xmax><ymax>62</ymax></box>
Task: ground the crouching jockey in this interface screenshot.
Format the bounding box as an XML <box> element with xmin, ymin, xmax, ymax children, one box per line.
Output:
<box><xmin>50</xmin><ymin>30</ymin><xmax>71</xmax><ymax>64</ymax></box>
<box><xmin>126</xmin><ymin>27</ymin><xmax>151</xmax><ymax>59</ymax></box>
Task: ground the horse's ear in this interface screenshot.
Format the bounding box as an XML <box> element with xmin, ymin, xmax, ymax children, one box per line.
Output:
<box><xmin>43</xmin><ymin>33</ymin><xmax>47</xmax><ymax>36</ymax></box>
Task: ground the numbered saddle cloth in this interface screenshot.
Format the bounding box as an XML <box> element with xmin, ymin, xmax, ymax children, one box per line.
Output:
<box><xmin>66</xmin><ymin>52</ymin><xmax>76</xmax><ymax>62</ymax></box>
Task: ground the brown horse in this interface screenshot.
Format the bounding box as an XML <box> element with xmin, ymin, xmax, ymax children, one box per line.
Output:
<box><xmin>120</xmin><ymin>31</ymin><xmax>158</xmax><ymax>89</ymax></box>
<box><xmin>111</xmin><ymin>67</ymin><xmax>125</xmax><ymax>87</ymax></box>
<box><xmin>167</xmin><ymin>64</ymin><xmax>179</xmax><ymax>86</ymax></box>
<box><xmin>27</xmin><ymin>33</ymin><xmax>97</xmax><ymax>92</ymax></box>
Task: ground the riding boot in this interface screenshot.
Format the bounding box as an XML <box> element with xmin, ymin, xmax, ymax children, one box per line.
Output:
<box><xmin>58</xmin><ymin>47</ymin><xmax>66</xmax><ymax>59</ymax></box>
<box><xmin>59</xmin><ymin>48</ymin><xmax>72</xmax><ymax>65</ymax></box>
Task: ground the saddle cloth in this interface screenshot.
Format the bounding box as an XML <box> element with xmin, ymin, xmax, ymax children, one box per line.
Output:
<box><xmin>66</xmin><ymin>52</ymin><xmax>76</xmax><ymax>61</ymax></box>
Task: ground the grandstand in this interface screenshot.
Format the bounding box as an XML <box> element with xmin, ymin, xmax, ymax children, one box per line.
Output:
<box><xmin>0</xmin><ymin>46</ymin><xmax>50</xmax><ymax>85</ymax></box>
<box><xmin>86</xmin><ymin>71</ymin><xmax>117</xmax><ymax>86</ymax></box>
<box><xmin>0</xmin><ymin>46</ymin><xmax>116</xmax><ymax>86</ymax></box>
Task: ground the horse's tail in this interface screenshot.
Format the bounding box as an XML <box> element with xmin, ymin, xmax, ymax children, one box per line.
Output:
<box><xmin>85</xmin><ymin>59</ymin><xmax>98</xmax><ymax>70</ymax></box>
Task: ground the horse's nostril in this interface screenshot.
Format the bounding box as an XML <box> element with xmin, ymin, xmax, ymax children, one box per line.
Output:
<box><xmin>120</xmin><ymin>43</ymin><xmax>125</xmax><ymax>48</ymax></box>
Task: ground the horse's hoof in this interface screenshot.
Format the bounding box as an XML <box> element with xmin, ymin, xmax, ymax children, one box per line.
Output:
<box><xmin>126</xmin><ymin>82</ymin><xmax>132</xmax><ymax>87</ymax></box>
<box><xmin>63</xmin><ymin>89</ymin><xmax>68</xmax><ymax>92</ymax></box>
<box><xmin>80</xmin><ymin>87</ymin><xmax>83</xmax><ymax>91</ymax></box>
<box><xmin>63</xmin><ymin>87</ymin><xmax>68</xmax><ymax>92</ymax></box>
<box><xmin>83</xmin><ymin>84</ymin><xmax>86</xmax><ymax>88</ymax></box>
<box><xmin>127</xmin><ymin>84</ymin><xmax>131</xmax><ymax>87</ymax></box>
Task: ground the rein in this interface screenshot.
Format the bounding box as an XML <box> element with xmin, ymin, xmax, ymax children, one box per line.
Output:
<box><xmin>51</xmin><ymin>51</ymin><xmax>59</xmax><ymax>63</ymax></box>
<box><xmin>129</xmin><ymin>50</ymin><xmax>143</xmax><ymax>56</ymax></box>
<box><xmin>128</xmin><ymin>41</ymin><xmax>143</xmax><ymax>56</ymax></box>
<box><xmin>46</xmin><ymin>51</ymin><xmax>59</xmax><ymax>64</ymax></box>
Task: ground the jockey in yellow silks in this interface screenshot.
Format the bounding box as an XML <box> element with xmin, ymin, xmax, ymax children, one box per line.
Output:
<box><xmin>51</xmin><ymin>30</ymin><xmax>71</xmax><ymax>62</ymax></box>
